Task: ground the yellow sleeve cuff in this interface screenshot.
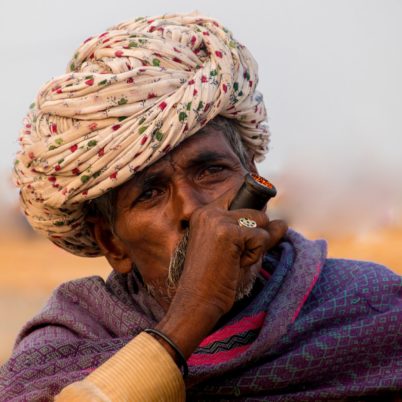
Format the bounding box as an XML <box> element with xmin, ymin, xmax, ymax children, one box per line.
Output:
<box><xmin>55</xmin><ymin>332</ymin><xmax>185</xmax><ymax>401</ymax></box>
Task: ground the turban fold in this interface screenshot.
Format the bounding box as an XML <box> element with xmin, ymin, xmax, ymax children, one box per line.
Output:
<box><xmin>14</xmin><ymin>12</ymin><xmax>269</xmax><ymax>257</ymax></box>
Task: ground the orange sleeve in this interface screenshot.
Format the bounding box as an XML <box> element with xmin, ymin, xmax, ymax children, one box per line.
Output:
<box><xmin>55</xmin><ymin>332</ymin><xmax>185</xmax><ymax>401</ymax></box>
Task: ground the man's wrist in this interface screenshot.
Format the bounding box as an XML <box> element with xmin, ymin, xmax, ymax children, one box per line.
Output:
<box><xmin>156</xmin><ymin>302</ymin><xmax>220</xmax><ymax>359</ymax></box>
<box><xmin>144</xmin><ymin>328</ymin><xmax>189</xmax><ymax>377</ymax></box>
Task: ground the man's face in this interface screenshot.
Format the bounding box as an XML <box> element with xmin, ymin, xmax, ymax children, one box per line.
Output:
<box><xmin>110</xmin><ymin>125</ymin><xmax>251</xmax><ymax>305</ymax></box>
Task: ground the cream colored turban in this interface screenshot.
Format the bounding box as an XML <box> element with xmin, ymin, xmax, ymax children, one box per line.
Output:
<box><xmin>14</xmin><ymin>12</ymin><xmax>269</xmax><ymax>257</ymax></box>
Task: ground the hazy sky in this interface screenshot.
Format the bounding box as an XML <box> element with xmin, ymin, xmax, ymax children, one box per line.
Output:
<box><xmin>1</xmin><ymin>0</ymin><xmax>401</xmax><ymax>230</ymax></box>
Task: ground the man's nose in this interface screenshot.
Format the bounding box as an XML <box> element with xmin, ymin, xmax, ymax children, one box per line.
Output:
<box><xmin>173</xmin><ymin>182</ymin><xmax>209</xmax><ymax>230</ymax></box>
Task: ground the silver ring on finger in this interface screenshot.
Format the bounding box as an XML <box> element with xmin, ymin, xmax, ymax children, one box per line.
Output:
<box><xmin>238</xmin><ymin>217</ymin><xmax>257</xmax><ymax>228</ymax></box>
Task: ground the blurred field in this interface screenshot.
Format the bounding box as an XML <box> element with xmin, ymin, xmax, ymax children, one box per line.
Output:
<box><xmin>0</xmin><ymin>227</ymin><xmax>401</xmax><ymax>364</ymax></box>
<box><xmin>0</xmin><ymin>233</ymin><xmax>111</xmax><ymax>365</ymax></box>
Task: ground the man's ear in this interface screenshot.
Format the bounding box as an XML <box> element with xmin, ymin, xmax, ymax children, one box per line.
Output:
<box><xmin>86</xmin><ymin>217</ymin><xmax>133</xmax><ymax>274</ymax></box>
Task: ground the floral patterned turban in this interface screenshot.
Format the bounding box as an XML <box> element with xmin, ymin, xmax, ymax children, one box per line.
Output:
<box><xmin>14</xmin><ymin>12</ymin><xmax>269</xmax><ymax>257</ymax></box>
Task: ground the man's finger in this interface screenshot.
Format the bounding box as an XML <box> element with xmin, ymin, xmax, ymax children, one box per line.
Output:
<box><xmin>265</xmin><ymin>219</ymin><xmax>288</xmax><ymax>249</ymax></box>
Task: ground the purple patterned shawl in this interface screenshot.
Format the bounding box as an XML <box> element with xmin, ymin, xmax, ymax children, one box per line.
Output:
<box><xmin>1</xmin><ymin>230</ymin><xmax>401</xmax><ymax>401</ymax></box>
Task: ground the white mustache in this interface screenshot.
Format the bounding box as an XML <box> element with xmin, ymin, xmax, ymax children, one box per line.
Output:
<box><xmin>167</xmin><ymin>230</ymin><xmax>190</xmax><ymax>296</ymax></box>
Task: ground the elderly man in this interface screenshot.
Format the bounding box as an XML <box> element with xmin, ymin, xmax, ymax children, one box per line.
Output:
<box><xmin>2</xmin><ymin>13</ymin><xmax>402</xmax><ymax>401</ymax></box>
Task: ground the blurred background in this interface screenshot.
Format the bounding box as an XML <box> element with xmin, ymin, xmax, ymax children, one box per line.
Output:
<box><xmin>0</xmin><ymin>0</ymin><xmax>401</xmax><ymax>364</ymax></box>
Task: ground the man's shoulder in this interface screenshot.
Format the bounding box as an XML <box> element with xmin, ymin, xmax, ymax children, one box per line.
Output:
<box><xmin>14</xmin><ymin>270</ymin><xmax>152</xmax><ymax>350</ymax></box>
<box><xmin>53</xmin><ymin>274</ymin><xmax>109</xmax><ymax>300</ymax></box>
<box><xmin>322</xmin><ymin>257</ymin><xmax>401</xmax><ymax>286</ymax></box>
<box><xmin>312</xmin><ymin>257</ymin><xmax>401</xmax><ymax>310</ymax></box>
<box><xmin>14</xmin><ymin>275</ymin><xmax>118</xmax><ymax>347</ymax></box>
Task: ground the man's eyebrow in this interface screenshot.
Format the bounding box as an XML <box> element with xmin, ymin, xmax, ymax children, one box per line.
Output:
<box><xmin>186</xmin><ymin>150</ymin><xmax>234</xmax><ymax>166</ymax></box>
<box><xmin>139</xmin><ymin>152</ymin><xmax>229</xmax><ymax>183</ymax></box>
<box><xmin>133</xmin><ymin>170</ymin><xmax>169</xmax><ymax>189</ymax></box>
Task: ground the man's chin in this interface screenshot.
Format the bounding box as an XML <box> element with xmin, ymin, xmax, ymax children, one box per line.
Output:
<box><xmin>144</xmin><ymin>280</ymin><xmax>172</xmax><ymax>305</ymax></box>
<box><xmin>235</xmin><ymin>264</ymin><xmax>260</xmax><ymax>301</ymax></box>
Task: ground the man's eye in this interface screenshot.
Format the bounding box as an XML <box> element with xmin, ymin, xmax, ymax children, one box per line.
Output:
<box><xmin>198</xmin><ymin>165</ymin><xmax>228</xmax><ymax>181</ymax></box>
<box><xmin>202</xmin><ymin>165</ymin><xmax>225</xmax><ymax>175</ymax></box>
<box><xmin>137</xmin><ymin>188</ymin><xmax>161</xmax><ymax>202</ymax></box>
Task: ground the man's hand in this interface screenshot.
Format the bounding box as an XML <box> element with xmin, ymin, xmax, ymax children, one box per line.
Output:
<box><xmin>156</xmin><ymin>188</ymin><xmax>287</xmax><ymax>360</ymax></box>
